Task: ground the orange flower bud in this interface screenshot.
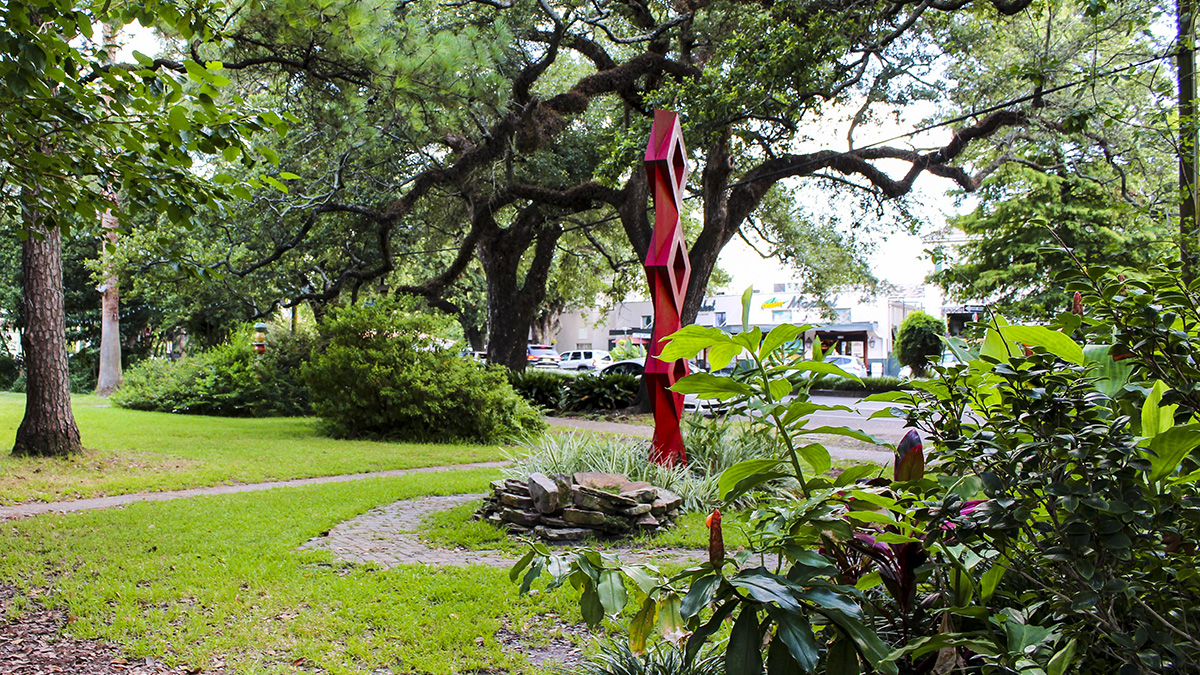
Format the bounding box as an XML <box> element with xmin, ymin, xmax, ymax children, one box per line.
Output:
<box><xmin>706</xmin><ymin>509</ymin><xmax>724</xmax><ymax>567</ymax></box>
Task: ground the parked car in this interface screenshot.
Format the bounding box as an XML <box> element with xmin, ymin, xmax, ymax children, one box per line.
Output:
<box><xmin>526</xmin><ymin>344</ymin><xmax>561</xmax><ymax>368</ymax></box>
<box><xmin>559</xmin><ymin>349</ymin><xmax>614</xmax><ymax>371</ymax></box>
<box><xmin>824</xmin><ymin>354</ymin><xmax>868</xmax><ymax>379</ymax></box>
<box><xmin>600</xmin><ymin>357</ymin><xmax>646</xmax><ymax>376</ymax></box>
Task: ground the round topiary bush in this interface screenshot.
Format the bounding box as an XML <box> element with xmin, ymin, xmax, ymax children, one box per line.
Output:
<box><xmin>894</xmin><ymin>310</ymin><xmax>946</xmax><ymax>377</ymax></box>
<box><xmin>303</xmin><ymin>302</ymin><xmax>545</xmax><ymax>443</ymax></box>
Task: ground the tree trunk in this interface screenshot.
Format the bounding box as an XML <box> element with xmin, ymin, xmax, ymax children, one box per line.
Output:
<box><xmin>13</xmin><ymin>216</ymin><xmax>83</xmax><ymax>457</ymax></box>
<box><xmin>478</xmin><ymin>206</ymin><xmax>562</xmax><ymax>370</ymax></box>
<box><xmin>95</xmin><ymin>208</ymin><xmax>122</xmax><ymax>395</ymax></box>
<box><xmin>463</xmin><ymin>324</ymin><xmax>485</xmax><ymax>352</ymax></box>
<box><xmin>1181</xmin><ymin>0</ymin><xmax>1199</xmax><ymax>281</ymax></box>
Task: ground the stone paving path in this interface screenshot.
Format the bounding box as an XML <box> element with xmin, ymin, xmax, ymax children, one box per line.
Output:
<box><xmin>300</xmin><ymin>493</ymin><xmax>706</xmax><ymax>568</ymax></box>
<box><xmin>0</xmin><ymin>460</ymin><xmax>511</xmax><ymax>520</ymax></box>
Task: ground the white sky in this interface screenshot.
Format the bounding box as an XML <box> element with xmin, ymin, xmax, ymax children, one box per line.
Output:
<box><xmin>721</xmin><ymin>99</ymin><xmax>966</xmax><ymax>293</ymax></box>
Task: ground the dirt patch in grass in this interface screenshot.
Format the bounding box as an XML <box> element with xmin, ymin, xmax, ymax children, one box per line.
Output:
<box><xmin>495</xmin><ymin>612</ymin><xmax>593</xmax><ymax>668</ymax></box>
<box><xmin>0</xmin><ymin>584</ymin><xmax>215</xmax><ymax>674</ymax></box>
<box><xmin>0</xmin><ymin>450</ymin><xmax>202</xmax><ymax>505</ymax></box>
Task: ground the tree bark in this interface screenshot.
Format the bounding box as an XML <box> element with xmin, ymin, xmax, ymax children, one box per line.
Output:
<box><xmin>1181</xmin><ymin>0</ymin><xmax>1199</xmax><ymax>281</ymax></box>
<box><xmin>13</xmin><ymin>216</ymin><xmax>83</xmax><ymax>457</ymax></box>
<box><xmin>95</xmin><ymin>207</ymin><xmax>122</xmax><ymax>395</ymax></box>
<box><xmin>477</xmin><ymin>204</ymin><xmax>563</xmax><ymax>370</ymax></box>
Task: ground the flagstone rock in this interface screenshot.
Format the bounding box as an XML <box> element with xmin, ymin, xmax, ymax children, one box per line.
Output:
<box><xmin>576</xmin><ymin>485</ymin><xmax>639</xmax><ymax>509</ymax></box>
<box><xmin>573</xmin><ymin>472</ymin><xmax>627</xmax><ymax>490</ymax></box>
<box><xmin>528</xmin><ymin>473</ymin><xmax>562</xmax><ymax>514</ymax></box>
<box><xmin>499</xmin><ymin>492</ymin><xmax>535</xmax><ymax>509</ymax></box>
<box><xmin>619</xmin><ymin>486</ymin><xmax>658</xmax><ymax>503</ymax></box>
<box><xmin>622</xmin><ymin>503</ymin><xmax>652</xmax><ymax>517</ymax></box>
<box><xmin>481</xmin><ymin>472</ymin><xmax>681</xmax><ymax>542</ymax></box>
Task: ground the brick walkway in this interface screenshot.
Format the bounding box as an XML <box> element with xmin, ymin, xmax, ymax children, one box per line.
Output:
<box><xmin>0</xmin><ymin>461</ymin><xmax>511</xmax><ymax>520</ymax></box>
<box><xmin>300</xmin><ymin>493</ymin><xmax>706</xmax><ymax>568</ymax></box>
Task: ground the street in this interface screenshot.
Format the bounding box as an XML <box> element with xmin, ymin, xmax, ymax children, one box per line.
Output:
<box><xmin>807</xmin><ymin>394</ymin><xmax>908</xmax><ymax>444</ymax></box>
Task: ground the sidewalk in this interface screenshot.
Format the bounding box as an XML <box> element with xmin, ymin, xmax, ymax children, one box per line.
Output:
<box><xmin>545</xmin><ymin>417</ymin><xmax>894</xmax><ymax>465</ymax></box>
<box><xmin>0</xmin><ymin>460</ymin><xmax>511</xmax><ymax>520</ymax></box>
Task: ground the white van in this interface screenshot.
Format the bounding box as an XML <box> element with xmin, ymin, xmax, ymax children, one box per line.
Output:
<box><xmin>559</xmin><ymin>349</ymin><xmax>613</xmax><ymax>371</ymax></box>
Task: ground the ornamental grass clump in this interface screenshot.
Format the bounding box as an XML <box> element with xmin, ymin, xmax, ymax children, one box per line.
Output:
<box><xmin>506</xmin><ymin>417</ymin><xmax>779</xmax><ymax>512</ymax></box>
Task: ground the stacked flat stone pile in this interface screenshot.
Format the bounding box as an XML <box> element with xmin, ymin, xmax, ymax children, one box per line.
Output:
<box><xmin>479</xmin><ymin>471</ymin><xmax>683</xmax><ymax>542</ymax></box>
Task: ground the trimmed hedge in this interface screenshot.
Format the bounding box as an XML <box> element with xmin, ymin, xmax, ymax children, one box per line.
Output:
<box><xmin>507</xmin><ymin>369</ymin><xmax>573</xmax><ymax>410</ymax></box>
<box><xmin>508</xmin><ymin>369</ymin><xmax>641</xmax><ymax>412</ymax></box>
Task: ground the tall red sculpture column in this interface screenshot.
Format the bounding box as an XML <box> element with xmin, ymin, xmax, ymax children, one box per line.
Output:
<box><xmin>643</xmin><ymin>109</ymin><xmax>691</xmax><ymax>466</ymax></box>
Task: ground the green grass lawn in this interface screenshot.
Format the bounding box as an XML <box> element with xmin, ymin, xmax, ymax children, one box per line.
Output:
<box><xmin>0</xmin><ymin>393</ymin><xmax>512</xmax><ymax>505</ymax></box>
<box><xmin>0</xmin><ymin>468</ymin><xmax>593</xmax><ymax>674</ymax></box>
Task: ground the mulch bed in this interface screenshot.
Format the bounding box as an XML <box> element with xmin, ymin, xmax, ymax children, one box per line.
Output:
<box><xmin>0</xmin><ymin>585</ymin><xmax>208</xmax><ymax>675</ymax></box>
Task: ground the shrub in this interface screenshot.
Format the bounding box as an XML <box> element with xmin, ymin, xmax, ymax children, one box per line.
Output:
<box><xmin>521</xmin><ymin>292</ymin><xmax>1153</xmax><ymax>674</ymax></box>
<box><xmin>559</xmin><ymin>372</ymin><xmax>640</xmax><ymax>411</ymax></box>
<box><xmin>0</xmin><ymin>345</ymin><xmax>21</xmax><ymax>391</ymax></box>
<box><xmin>303</xmin><ymin>302</ymin><xmax>544</xmax><ymax>443</ymax></box>
<box><xmin>507</xmin><ymin>368</ymin><xmax>571</xmax><ymax>409</ymax></box>
<box><xmin>509</xmin><ymin>369</ymin><xmax>642</xmax><ymax>413</ymax></box>
<box><xmin>111</xmin><ymin>325</ymin><xmax>313</xmax><ymax>416</ymax></box>
<box><xmin>893</xmin><ymin>310</ymin><xmax>945</xmax><ymax>377</ymax></box>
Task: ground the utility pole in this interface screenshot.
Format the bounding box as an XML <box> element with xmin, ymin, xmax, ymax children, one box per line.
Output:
<box><xmin>1180</xmin><ymin>0</ymin><xmax>1198</xmax><ymax>282</ymax></box>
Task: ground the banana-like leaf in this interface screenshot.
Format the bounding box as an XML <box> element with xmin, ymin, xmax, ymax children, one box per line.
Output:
<box><xmin>1141</xmin><ymin>380</ymin><xmax>1176</xmax><ymax>439</ymax></box>
<box><xmin>629</xmin><ymin>596</ymin><xmax>657</xmax><ymax>655</ymax></box>
<box><xmin>765</xmin><ymin>606</ymin><xmax>819</xmax><ymax>673</ymax></box>
<box><xmin>1000</xmin><ymin>325</ymin><xmax>1084</xmax><ymax>364</ymax></box>
<box><xmin>727</xmin><ymin>607</ymin><xmax>764</xmax><ymax>675</ymax></box>
<box><xmin>670</xmin><ymin>373</ymin><xmax>754</xmax><ymax>399</ymax></box>
<box><xmin>657</xmin><ymin>593</ymin><xmax>686</xmax><ymax>644</ymax></box>
<box><xmin>760</xmin><ymin>325</ymin><xmax>805</xmax><ymax>359</ymax></box>
<box><xmin>1082</xmin><ymin>344</ymin><xmax>1134</xmax><ymax>397</ymax></box>
<box><xmin>660</xmin><ymin>325</ymin><xmax>736</xmax><ymax>361</ymax></box>
<box><xmin>681</xmin><ymin>575</ymin><xmax>721</xmax><ymax>619</ymax></box>
<box><xmin>1145</xmin><ymin>424</ymin><xmax>1200</xmax><ymax>483</ymax></box>
<box><xmin>796</xmin><ymin>443</ymin><xmax>832</xmax><ymax>476</ymax></box>
<box><xmin>720</xmin><ymin>458</ymin><xmax>789</xmax><ymax>499</ymax></box>
<box><xmin>795</xmin><ymin>426</ymin><xmax>881</xmax><ymax>445</ymax></box>
<box><xmin>598</xmin><ymin>569</ymin><xmax>627</xmax><ymax>616</ymax></box>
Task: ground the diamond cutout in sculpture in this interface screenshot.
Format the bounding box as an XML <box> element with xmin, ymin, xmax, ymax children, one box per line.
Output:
<box><xmin>669</xmin><ymin>236</ymin><xmax>689</xmax><ymax>301</ymax></box>
<box><xmin>671</xmin><ymin>140</ymin><xmax>687</xmax><ymax>197</ymax></box>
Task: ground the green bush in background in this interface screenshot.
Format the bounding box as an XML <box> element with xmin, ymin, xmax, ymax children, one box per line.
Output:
<box><xmin>508</xmin><ymin>369</ymin><xmax>641</xmax><ymax>413</ymax></box>
<box><xmin>559</xmin><ymin>372</ymin><xmax>640</xmax><ymax>411</ymax></box>
<box><xmin>303</xmin><ymin>301</ymin><xmax>544</xmax><ymax>443</ymax></box>
<box><xmin>111</xmin><ymin>325</ymin><xmax>313</xmax><ymax>416</ymax></box>
<box><xmin>893</xmin><ymin>310</ymin><xmax>946</xmax><ymax>377</ymax></box>
<box><xmin>507</xmin><ymin>368</ymin><xmax>572</xmax><ymax>409</ymax></box>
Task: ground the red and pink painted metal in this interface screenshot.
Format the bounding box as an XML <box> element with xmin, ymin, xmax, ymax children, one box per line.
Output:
<box><xmin>643</xmin><ymin>109</ymin><xmax>691</xmax><ymax>466</ymax></box>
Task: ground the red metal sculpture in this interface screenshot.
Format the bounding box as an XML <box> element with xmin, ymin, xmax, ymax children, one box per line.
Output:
<box><xmin>643</xmin><ymin>109</ymin><xmax>691</xmax><ymax>466</ymax></box>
